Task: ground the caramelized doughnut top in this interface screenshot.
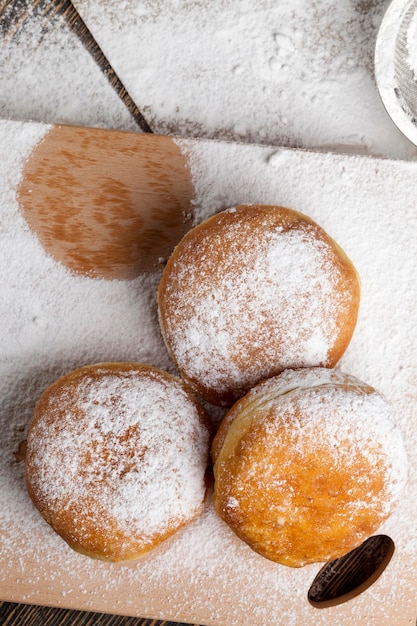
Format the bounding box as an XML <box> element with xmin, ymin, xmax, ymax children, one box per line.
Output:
<box><xmin>158</xmin><ymin>205</ymin><xmax>360</xmax><ymax>405</ymax></box>
<box><xmin>26</xmin><ymin>363</ymin><xmax>211</xmax><ymax>561</ymax></box>
<box><xmin>212</xmin><ymin>368</ymin><xmax>407</xmax><ymax>567</ymax></box>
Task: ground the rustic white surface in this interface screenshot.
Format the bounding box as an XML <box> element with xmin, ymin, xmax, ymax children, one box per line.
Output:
<box><xmin>71</xmin><ymin>0</ymin><xmax>417</xmax><ymax>159</ymax></box>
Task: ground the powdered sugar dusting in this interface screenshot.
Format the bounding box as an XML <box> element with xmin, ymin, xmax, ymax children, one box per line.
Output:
<box><xmin>213</xmin><ymin>367</ymin><xmax>378</xmax><ymax>460</ymax></box>
<box><xmin>73</xmin><ymin>0</ymin><xmax>417</xmax><ymax>159</ymax></box>
<box><xmin>254</xmin><ymin>370</ymin><xmax>407</xmax><ymax>511</ymax></box>
<box><xmin>0</xmin><ymin>4</ymin><xmax>137</xmax><ymax>131</ymax></box>
<box><xmin>160</xmin><ymin>206</ymin><xmax>357</xmax><ymax>402</ymax></box>
<box><xmin>2</xmin><ymin>118</ymin><xmax>417</xmax><ymax>623</ymax></box>
<box><xmin>213</xmin><ymin>368</ymin><xmax>407</xmax><ymax>567</ymax></box>
<box><xmin>26</xmin><ymin>365</ymin><xmax>210</xmax><ymax>554</ymax></box>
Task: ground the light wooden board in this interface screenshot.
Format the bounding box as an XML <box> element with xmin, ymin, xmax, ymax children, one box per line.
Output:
<box><xmin>1</xmin><ymin>119</ymin><xmax>417</xmax><ymax>626</ymax></box>
<box><xmin>18</xmin><ymin>126</ymin><xmax>194</xmax><ymax>278</ymax></box>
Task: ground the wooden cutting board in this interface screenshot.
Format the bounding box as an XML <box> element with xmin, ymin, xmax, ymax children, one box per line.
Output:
<box><xmin>18</xmin><ymin>126</ymin><xmax>194</xmax><ymax>279</ymax></box>
<box><xmin>2</xmin><ymin>118</ymin><xmax>417</xmax><ymax>626</ymax></box>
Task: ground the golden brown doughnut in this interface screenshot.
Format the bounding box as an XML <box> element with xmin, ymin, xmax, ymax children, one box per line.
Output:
<box><xmin>157</xmin><ymin>204</ymin><xmax>360</xmax><ymax>406</ymax></box>
<box><xmin>25</xmin><ymin>362</ymin><xmax>211</xmax><ymax>562</ymax></box>
<box><xmin>212</xmin><ymin>367</ymin><xmax>407</xmax><ymax>567</ymax></box>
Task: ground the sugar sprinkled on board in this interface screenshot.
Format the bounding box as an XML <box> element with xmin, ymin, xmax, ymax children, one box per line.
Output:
<box><xmin>2</xmin><ymin>118</ymin><xmax>417</xmax><ymax>624</ymax></box>
<box><xmin>0</xmin><ymin>118</ymin><xmax>175</xmax><ymax>530</ymax></box>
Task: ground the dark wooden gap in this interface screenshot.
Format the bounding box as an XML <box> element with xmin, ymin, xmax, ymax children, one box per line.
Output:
<box><xmin>0</xmin><ymin>602</ymin><xmax>197</xmax><ymax>626</ymax></box>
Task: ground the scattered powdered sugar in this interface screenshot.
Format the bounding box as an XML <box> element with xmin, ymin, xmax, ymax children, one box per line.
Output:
<box><xmin>2</xmin><ymin>117</ymin><xmax>417</xmax><ymax>623</ymax></box>
<box><xmin>0</xmin><ymin>118</ymin><xmax>175</xmax><ymax>530</ymax></box>
<box><xmin>213</xmin><ymin>374</ymin><xmax>407</xmax><ymax>567</ymax></box>
<box><xmin>255</xmin><ymin>370</ymin><xmax>408</xmax><ymax>511</ymax></box>
<box><xmin>249</xmin><ymin>364</ymin><xmax>366</xmax><ymax>398</ymax></box>
<box><xmin>160</xmin><ymin>207</ymin><xmax>356</xmax><ymax>402</ymax></box>
<box><xmin>214</xmin><ymin>368</ymin><xmax>407</xmax><ymax>561</ymax></box>
<box><xmin>0</xmin><ymin>3</ymin><xmax>137</xmax><ymax>131</ymax></box>
<box><xmin>72</xmin><ymin>0</ymin><xmax>417</xmax><ymax>160</ymax></box>
<box><xmin>27</xmin><ymin>366</ymin><xmax>210</xmax><ymax>549</ymax></box>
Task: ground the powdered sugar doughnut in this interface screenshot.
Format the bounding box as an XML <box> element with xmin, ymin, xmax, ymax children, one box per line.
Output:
<box><xmin>157</xmin><ymin>205</ymin><xmax>360</xmax><ymax>406</ymax></box>
<box><xmin>212</xmin><ymin>368</ymin><xmax>407</xmax><ymax>568</ymax></box>
<box><xmin>25</xmin><ymin>362</ymin><xmax>211</xmax><ymax>562</ymax></box>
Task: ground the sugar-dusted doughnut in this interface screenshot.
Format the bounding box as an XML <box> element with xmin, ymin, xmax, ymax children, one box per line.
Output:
<box><xmin>157</xmin><ymin>204</ymin><xmax>360</xmax><ymax>406</ymax></box>
<box><xmin>25</xmin><ymin>362</ymin><xmax>211</xmax><ymax>561</ymax></box>
<box><xmin>212</xmin><ymin>368</ymin><xmax>407</xmax><ymax>567</ymax></box>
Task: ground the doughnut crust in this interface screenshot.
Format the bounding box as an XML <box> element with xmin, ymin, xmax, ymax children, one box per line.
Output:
<box><xmin>212</xmin><ymin>368</ymin><xmax>407</xmax><ymax>567</ymax></box>
<box><xmin>25</xmin><ymin>362</ymin><xmax>211</xmax><ymax>561</ymax></box>
<box><xmin>157</xmin><ymin>204</ymin><xmax>360</xmax><ymax>406</ymax></box>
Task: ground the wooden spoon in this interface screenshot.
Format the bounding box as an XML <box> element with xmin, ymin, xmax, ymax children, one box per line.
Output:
<box><xmin>18</xmin><ymin>125</ymin><xmax>194</xmax><ymax>280</ymax></box>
